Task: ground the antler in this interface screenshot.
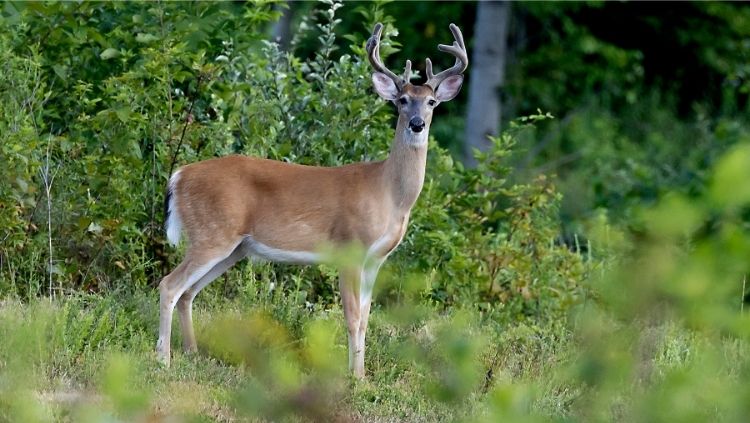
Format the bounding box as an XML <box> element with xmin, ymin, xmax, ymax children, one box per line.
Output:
<box><xmin>366</xmin><ymin>23</ymin><xmax>412</xmax><ymax>90</ymax></box>
<box><xmin>425</xmin><ymin>23</ymin><xmax>468</xmax><ymax>90</ymax></box>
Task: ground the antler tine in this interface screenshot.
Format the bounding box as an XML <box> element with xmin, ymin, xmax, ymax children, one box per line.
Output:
<box><xmin>425</xmin><ymin>23</ymin><xmax>469</xmax><ymax>89</ymax></box>
<box><xmin>366</xmin><ymin>23</ymin><xmax>409</xmax><ymax>89</ymax></box>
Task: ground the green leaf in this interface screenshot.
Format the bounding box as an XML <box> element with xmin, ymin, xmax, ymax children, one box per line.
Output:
<box><xmin>52</xmin><ymin>64</ymin><xmax>68</xmax><ymax>80</ymax></box>
<box><xmin>100</xmin><ymin>48</ymin><xmax>121</xmax><ymax>60</ymax></box>
<box><xmin>15</xmin><ymin>178</ymin><xmax>28</xmax><ymax>193</ymax></box>
<box><xmin>709</xmin><ymin>142</ymin><xmax>750</xmax><ymax>208</ymax></box>
<box><xmin>135</xmin><ymin>33</ymin><xmax>159</xmax><ymax>43</ymax></box>
<box><xmin>129</xmin><ymin>140</ymin><xmax>142</xmax><ymax>160</ymax></box>
<box><xmin>115</xmin><ymin>107</ymin><xmax>131</xmax><ymax>123</ymax></box>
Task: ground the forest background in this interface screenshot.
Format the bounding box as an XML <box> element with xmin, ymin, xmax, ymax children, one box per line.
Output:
<box><xmin>2</xmin><ymin>1</ymin><xmax>750</xmax><ymax>421</ymax></box>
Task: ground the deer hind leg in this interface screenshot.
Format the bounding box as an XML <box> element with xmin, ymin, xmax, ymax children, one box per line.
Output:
<box><xmin>157</xmin><ymin>245</ymin><xmax>239</xmax><ymax>366</ymax></box>
<box><xmin>176</xmin><ymin>242</ymin><xmax>247</xmax><ymax>353</ymax></box>
<box><xmin>339</xmin><ymin>266</ymin><xmax>365</xmax><ymax>378</ymax></box>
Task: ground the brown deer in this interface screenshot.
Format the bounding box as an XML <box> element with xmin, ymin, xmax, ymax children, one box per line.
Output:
<box><xmin>157</xmin><ymin>23</ymin><xmax>468</xmax><ymax>378</ymax></box>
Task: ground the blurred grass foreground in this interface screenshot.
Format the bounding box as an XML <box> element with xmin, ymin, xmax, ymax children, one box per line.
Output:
<box><xmin>2</xmin><ymin>1</ymin><xmax>750</xmax><ymax>422</ymax></box>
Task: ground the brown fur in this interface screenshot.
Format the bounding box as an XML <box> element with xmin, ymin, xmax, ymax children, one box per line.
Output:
<box><xmin>175</xmin><ymin>156</ymin><xmax>392</xmax><ymax>252</ymax></box>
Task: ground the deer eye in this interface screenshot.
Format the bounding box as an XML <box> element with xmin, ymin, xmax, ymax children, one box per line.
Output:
<box><xmin>428</xmin><ymin>99</ymin><xmax>437</xmax><ymax>107</ymax></box>
<box><xmin>398</xmin><ymin>97</ymin><xmax>408</xmax><ymax>105</ymax></box>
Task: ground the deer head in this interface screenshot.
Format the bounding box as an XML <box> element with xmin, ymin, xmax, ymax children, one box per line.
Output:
<box><xmin>366</xmin><ymin>23</ymin><xmax>468</xmax><ymax>145</ymax></box>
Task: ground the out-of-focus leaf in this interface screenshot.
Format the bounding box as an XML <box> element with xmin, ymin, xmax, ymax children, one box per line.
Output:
<box><xmin>99</xmin><ymin>48</ymin><xmax>120</xmax><ymax>60</ymax></box>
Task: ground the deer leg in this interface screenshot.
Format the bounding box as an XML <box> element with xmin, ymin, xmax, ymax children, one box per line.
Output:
<box><xmin>157</xmin><ymin>250</ymin><xmax>233</xmax><ymax>366</ymax></box>
<box><xmin>339</xmin><ymin>266</ymin><xmax>364</xmax><ymax>378</ymax></box>
<box><xmin>355</xmin><ymin>260</ymin><xmax>384</xmax><ymax>377</ymax></box>
<box><xmin>177</xmin><ymin>243</ymin><xmax>247</xmax><ymax>353</ymax></box>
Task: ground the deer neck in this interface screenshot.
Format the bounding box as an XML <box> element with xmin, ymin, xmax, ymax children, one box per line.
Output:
<box><xmin>382</xmin><ymin>118</ymin><xmax>428</xmax><ymax>214</ymax></box>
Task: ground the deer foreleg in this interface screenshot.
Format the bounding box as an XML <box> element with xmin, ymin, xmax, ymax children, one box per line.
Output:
<box><xmin>339</xmin><ymin>266</ymin><xmax>365</xmax><ymax>378</ymax></box>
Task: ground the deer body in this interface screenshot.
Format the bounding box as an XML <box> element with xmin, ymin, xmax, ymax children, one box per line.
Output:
<box><xmin>168</xmin><ymin>156</ymin><xmax>409</xmax><ymax>255</ymax></box>
<box><xmin>157</xmin><ymin>23</ymin><xmax>467</xmax><ymax>378</ymax></box>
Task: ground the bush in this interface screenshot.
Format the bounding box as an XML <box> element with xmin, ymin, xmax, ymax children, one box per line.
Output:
<box><xmin>0</xmin><ymin>1</ymin><xmax>585</xmax><ymax>326</ymax></box>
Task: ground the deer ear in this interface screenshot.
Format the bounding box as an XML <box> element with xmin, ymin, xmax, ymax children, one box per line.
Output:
<box><xmin>435</xmin><ymin>75</ymin><xmax>464</xmax><ymax>102</ymax></box>
<box><xmin>372</xmin><ymin>72</ymin><xmax>399</xmax><ymax>100</ymax></box>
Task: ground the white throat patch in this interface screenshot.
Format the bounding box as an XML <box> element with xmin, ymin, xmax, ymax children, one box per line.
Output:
<box><xmin>404</xmin><ymin>128</ymin><xmax>428</xmax><ymax>146</ymax></box>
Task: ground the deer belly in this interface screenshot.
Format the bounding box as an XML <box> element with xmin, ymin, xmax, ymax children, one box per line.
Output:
<box><xmin>241</xmin><ymin>236</ymin><xmax>321</xmax><ymax>264</ymax></box>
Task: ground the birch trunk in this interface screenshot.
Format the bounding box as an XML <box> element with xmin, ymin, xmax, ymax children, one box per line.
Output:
<box><xmin>463</xmin><ymin>1</ymin><xmax>511</xmax><ymax>168</ymax></box>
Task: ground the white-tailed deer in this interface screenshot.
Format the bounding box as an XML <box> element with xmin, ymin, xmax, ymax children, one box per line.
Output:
<box><xmin>157</xmin><ymin>23</ymin><xmax>468</xmax><ymax>377</ymax></box>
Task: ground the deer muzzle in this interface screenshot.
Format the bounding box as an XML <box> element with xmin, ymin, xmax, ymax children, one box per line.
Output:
<box><xmin>409</xmin><ymin>116</ymin><xmax>426</xmax><ymax>133</ymax></box>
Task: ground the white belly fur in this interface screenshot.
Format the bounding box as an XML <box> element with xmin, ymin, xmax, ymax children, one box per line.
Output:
<box><xmin>242</xmin><ymin>236</ymin><xmax>320</xmax><ymax>264</ymax></box>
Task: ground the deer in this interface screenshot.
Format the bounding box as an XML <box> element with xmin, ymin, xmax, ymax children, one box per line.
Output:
<box><xmin>156</xmin><ymin>22</ymin><xmax>468</xmax><ymax>378</ymax></box>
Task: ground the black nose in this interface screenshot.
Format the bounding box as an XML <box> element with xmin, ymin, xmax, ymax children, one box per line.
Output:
<box><xmin>409</xmin><ymin>116</ymin><xmax>425</xmax><ymax>133</ymax></box>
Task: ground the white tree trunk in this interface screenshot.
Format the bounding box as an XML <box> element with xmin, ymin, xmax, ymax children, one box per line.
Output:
<box><xmin>464</xmin><ymin>1</ymin><xmax>511</xmax><ymax>168</ymax></box>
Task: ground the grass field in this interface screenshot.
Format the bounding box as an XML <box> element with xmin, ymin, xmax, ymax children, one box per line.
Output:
<box><xmin>2</xmin><ymin>260</ymin><xmax>748</xmax><ymax>422</ymax></box>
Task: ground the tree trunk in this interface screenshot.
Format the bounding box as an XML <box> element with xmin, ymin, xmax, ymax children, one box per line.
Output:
<box><xmin>463</xmin><ymin>1</ymin><xmax>511</xmax><ymax>168</ymax></box>
<box><xmin>271</xmin><ymin>2</ymin><xmax>294</xmax><ymax>50</ymax></box>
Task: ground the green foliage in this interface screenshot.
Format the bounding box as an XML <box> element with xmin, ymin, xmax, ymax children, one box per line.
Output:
<box><xmin>3</xmin><ymin>1</ymin><xmax>750</xmax><ymax>422</ymax></box>
<box><xmin>0</xmin><ymin>28</ymin><xmax>46</xmax><ymax>257</ymax></box>
<box><xmin>503</xmin><ymin>2</ymin><xmax>750</xmax><ymax>232</ymax></box>
<box><xmin>559</xmin><ymin>142</ymin><xmax>750</xmax><ymax>422</ymax></box>
<box><xmin>0</xmin><ymin>0</ymin><xmax>581</xmax><ymax>326</ymax></box>
<box><xmin>398</xmin><ymin>119</ymin><xmax>588</xmax><ymax>323</ymax></box>
<box><xmin>0</xmin><ymin>1</ymin><xmax>285</xmax><ymax>293</ymax></box>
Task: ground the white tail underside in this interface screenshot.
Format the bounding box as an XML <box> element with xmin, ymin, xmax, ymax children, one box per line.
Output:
<box><xmin>165</xmin><ymin>170</ymin><xmax>182</xmax><ymax>246</ymax></box>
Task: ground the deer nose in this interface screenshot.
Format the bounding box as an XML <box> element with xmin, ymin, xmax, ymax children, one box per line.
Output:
<box><xmin>409</xmin><ymin>116</ymin><xmax>425</xmax><ymax>133</ymax></box>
